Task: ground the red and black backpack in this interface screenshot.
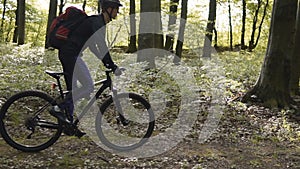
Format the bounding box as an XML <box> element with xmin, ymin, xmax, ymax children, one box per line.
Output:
<box><xmin>48</xmin><ymin>6</ymin><xmax>87</xmax><ymax>49</ymax></box>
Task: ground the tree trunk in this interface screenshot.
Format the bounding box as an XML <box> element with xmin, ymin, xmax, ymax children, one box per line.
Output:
<box><xmin>253</xmin><ymin>0</ymin><xmax>269</xmax><ymax>49</ymax></box>
<box><xmin>137</xmin><ymin>0</ymin><xmax>162</xmax><ymax>69</ymax></box>
<box><xmin>249</xmin><ymin>0</ymin><xmax>262</xmax><ymax>51</ymax></box>
<box><xmin>59</xmin><ymin>0</ymin><xmax>65</xmax><ymax>15</ymax></box>
<box><xmin>228</xmin><ymin>0</ymin><xmax>233</xmax><ymax>51</ymax></box>
<box><xmin>290</xmin><ymin>0</ymin><xmax>300</xmax><ymax>95</ymax></box>
<box><xmin>242</xmin><ymin>0</ymin><xmax>297</xmax><ymax>108</ymax></box>
<box><xmin>174</xmin><ymin>0</ymin><xmax>188</xmax><ymax>63</ymax></box>
<box><xmin>241</xmin><ymin>0</ymin><xmax>247</xmax><ymax>50</ymax></box>
<box><xmin>13</xmin><ymin>1</ymin><xmax>19</xmax><ymax>43</ymax></box>
<box><xmin>0</xmin><ymin>0</ymin><xmax>7</xmax><ymax>42</ymax></box>
<box><xmin>17</xmin><ymin>0</ymin><xmax>25</xmax><ymax>45</ymax></box>
<box><xmin>165</xmin><ymin>0</ymin><xmax>179</xmax><ymax>52</ymax></box>
<box><xmin>82</xmin><ymin>0</ymin><xmax>87</xmax><ymax>11</ymax></box>
<box><xmin>202</xmin><ymin>0</ymin><xmax>216</xmax><ymax>58</ymax></box>
<box><xmin>126</xmin><ymin>0</ymin><xmax>137</xmax><ymax>53</ymax></box>
<box><xmin>45</xmin><ymin>0</ymin><xmax>58</xmax><ymax>48</ymax></box>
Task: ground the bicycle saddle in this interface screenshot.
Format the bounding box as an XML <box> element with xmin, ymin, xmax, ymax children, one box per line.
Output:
<box><xmin>45</xmin><ymin>70</ymin><xmax>65</xmax><ymax>79</ymax></box>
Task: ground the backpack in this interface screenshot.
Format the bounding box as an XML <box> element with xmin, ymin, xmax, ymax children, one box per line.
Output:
<box><xmin>48</xmin><ymin>6</ymin><xmax>87</xmax><ymax>49</ymax></box>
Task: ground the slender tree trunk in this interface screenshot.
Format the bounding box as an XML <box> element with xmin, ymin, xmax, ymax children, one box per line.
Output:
<box><xmin>98</xmin><ymin>0</ymin><xmax>101</xmax><ymax>13</ymax></box>
<box><xmin>253</xmin><ymin>0</ymin><xmax>269</xmax><ymax>49</ymax></box>
<box><xmin>228</xmin><ymin>0</ymin><xmax>233</xmax><ymax>51</ymax></box>
<box><xmin>137</xmin><ymin>0</ymin><xmax>162</xmax><ymax>69</ymax></box>
<box><xmin>174</xmin><ymin>0</ymin><xmax>188</xmax><ymax>63</ymax></box>
<box><xmin>0</xmin><ymin>0</ymin><xmax>7</xmax><ymax>42</ymax></box>
<box><xmin>241</xmin><ymin>0</ymin><xmax>247</xmax><ymax>50</ymax></box>
<box><xmin>45</xmin><ymin>0</ymin><xmax>58</xmax><ymax>48</ymax></box>
<box><xmin>242</xmin><ymin>0</ymin><xmax>297</xmax><ymax>108</ymax></box>
<box><xmin>202</xmin><ymin>0</ymin><xmax>216</xmax><ymax>58</ymax></box>
<box><xmin>126</xmin><ymin>0</ymin><xmax>137</xmax><ymax>53</ymax></box>
<box><xmin>213</xmin><ymin>28</ymin><xmax>218</xmax><ymax>47</ymax></box>
<box><xmin>13</xmin><ymin>1</ymin><xmax>19</xmax><ymax>43</ymax></box>
<box><xmin>59</xmin><ymin>0</ymin><xmax>65</xmax><ymax>14</ymax></box>
<box><xmin>82</xmin><ymin>0</ymin><xmax>87</xmax><ymax>11</ymax></box>
<box><xmin>290</xmin><ymin>0</ymin><xmax>300</xmax><ymax>95</ymax></box>
<box><xmin>165</xmin><ymin>0</ymin><xmax>179</xmax><ymax>52</ymax></box>
<box><xmin>17</xmin><ymin>0</ymin><xmax>25</xmax><ymax>45</ymax></box>
<box><xmin>249</xmin><ymin>0</ymin><xmax>262</xmax><ymax>51</ymax></box>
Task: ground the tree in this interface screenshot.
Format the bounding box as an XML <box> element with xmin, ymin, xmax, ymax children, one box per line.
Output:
<box><xmin>17</xmin><ymin>0</ymin><xmax>25</xmax><ymax>45</ymax></box>
<box><xmin>13</xmin><ymin>0</ymin><xmax>19</xmax><ymax>43</ymax></box>
<box><xmin>228</xmin><ymin>0</ymin><xmax>233</xmax><ymax>51</ymax></box>
<box><xmin>290</xmin><ymin>0</ymin><xmax>300</xmax><ymax>95</ymax></box>
<box><xmin>174</xmin><ymin>0</ymin><xmax>188</xmax><ymax>63</ymax></box>
<box><xmin>59</xmin><ymin>0</ymin><xmax>65</xmax><ymax>14</ymax></box>
<box><xmin>202</xmin><ymin>0</ymin><xmax>216</xmax><ymax>58</ymax></box>
<box><xmin>137</xmin><ymin>0</ymin><xmax>163</xmax><ymax>69</ymax></box>
<box><xmin>241</xmin><ymin>0</ymin><xmax>247</xmax><ymax>50</ymax></box>
<box><xmin>45</xmin><ymin>0</ymin><xmax>58</xmax><ymax>48</ymax></box>
<box><xmin>165</xmin><ymin>0</ymin><xmax>179</xmax><ymax>52</ymax></box>
<box><xmin>248</xmin><ymin>0</ymin><xmax>269</xmax><ymax>51</ymax></box>
<box><xmin>242</xmin><ymin>0</ymin><xmax>297</xmax><ymax>108</ymax></box>
<box><xmin>126</xmin><ymin>0</ymin><xmax>137</xmax><ymax>53</ymax></box>
<box><xmin>0</xmin><ymin>0</ymin><xmax>7</xmax><ymax>41</ymax></box>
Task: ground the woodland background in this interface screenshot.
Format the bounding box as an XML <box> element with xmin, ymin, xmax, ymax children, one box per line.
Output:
<box><xmin>1</xmin><ymin>0</ymin><xmax>300</xmax><ymax>168</ymax></box>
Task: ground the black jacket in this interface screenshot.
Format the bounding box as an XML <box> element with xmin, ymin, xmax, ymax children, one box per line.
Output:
<box><xmin>60</xmin><ymin>14</ymin><xmax>115</xmax><ymax>69</ymax></box>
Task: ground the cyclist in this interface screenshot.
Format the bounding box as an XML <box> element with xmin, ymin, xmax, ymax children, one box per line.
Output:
<box><xmin>50</xmin><ymin>0</ymin><xmax>123</xmax><ymax>136</ymax></box>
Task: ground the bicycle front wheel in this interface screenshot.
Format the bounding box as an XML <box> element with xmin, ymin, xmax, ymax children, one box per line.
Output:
<box><xmin>96</xmin><ymin>93</ymin><xmax>155</xmax><ymax>151</ymax></box>
<box><xmin>0</xmin><ymin>91</ymin><xmax>63</xmax><ymax>152</ymax></box>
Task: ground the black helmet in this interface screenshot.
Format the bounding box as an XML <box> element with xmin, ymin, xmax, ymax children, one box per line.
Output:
<box><xmin>100</xmin><ymin>0</ymin><xmax>122</xmax><ymax>8</ymax></box>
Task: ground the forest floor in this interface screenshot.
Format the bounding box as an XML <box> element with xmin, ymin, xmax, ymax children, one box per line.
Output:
<box><xmin>0</xmin><ymin>46</ymin><xmax>300</xmax><ymax>168</ymax></box>
<box><xmin>0</xmin><ymin>100</ymin><xmax>300</xmax><ymax>169</ymax></box>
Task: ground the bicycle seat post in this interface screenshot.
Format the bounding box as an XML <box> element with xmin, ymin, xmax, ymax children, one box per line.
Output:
<box><xmin>56</xmin><ymin>77</ymin><xmax>64</xmax><ymax>100</ymax></box>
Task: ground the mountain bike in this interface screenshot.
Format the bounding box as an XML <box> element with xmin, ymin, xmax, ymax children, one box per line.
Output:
<box><xmin>0</xmin><ymin>69</ymin><xmax>155</xmax><ymax>152</ymax></box>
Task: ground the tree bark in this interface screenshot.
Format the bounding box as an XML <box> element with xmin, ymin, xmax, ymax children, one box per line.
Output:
<box><xmin>17</xmin><ymin>0</ymin><xmax>25</xmax><ymax>45</ymax></box>
<box><xmin>202</xmin><ymin>0</ymin><xmax>216</xmax><ymax>58</ymax></box>
<box><xmin>126</xmin><ymin>0</ymin><xmax>137</xmax><ymax>53</ymax></box>
<box><xmin>242</xmin><ymin>0</ymin><xmax>297</xmax><ymax>108</ymax></box>
<box><xmin>241</xmin><ymin>0</ymin><xmax>247</xmax><ymax>50</ymax></box>
<box><xmin>290</xmin><ymin>0</ymin><xmax>300</xmax><ymax>95</ymax></box>
<box><xmin>137</xmin><ymin>0</ymin><xmax>162</xmax><ymax>69</ymax></box>
<box><xmin>165</xmin><ymin>0</ymin><xmax>179</xmax><ymax>52</ymax></box>
<box><xmin>82</xmin><ymin>0</ymin><xmax>87</xmax><ymax>11</ymax></box>
<box><xmin>59</xmin><ymin>0</ymin><xmax>65</xmax><ymax>15</ymax></box>
<box><xmin>174</xmin><ymin>0</ymin><xmax>188</xmax><ymax>63</ymax></box>
<box><xmin>13</xmin><ymin>1</ymin><xmax>19</xmax><ymax>43</ymax></box>
<box><xmin>228</xmin><ymin>0</ymin><xmax>233</xmax><ymax>51</ymax></box>
<box><xmin>0</xmin><ymin>0</ymin><xmax>7</xmax><ymax>42</ymax></box>
<box><xmin>253</xmin><ymin>0</ymin><xmax>269</xmax><ymax>49</ymax></box>
<box><xmin>45</xmin><ymin>0</ymin><xmax>58</xmax><ymax>48</ymax></box>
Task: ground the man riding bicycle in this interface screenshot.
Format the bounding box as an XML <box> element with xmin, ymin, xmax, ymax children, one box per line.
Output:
<box><xmin>50</xmin><ymin>0</ymin><xmax>123</xmax><ymax>137</ymax></box>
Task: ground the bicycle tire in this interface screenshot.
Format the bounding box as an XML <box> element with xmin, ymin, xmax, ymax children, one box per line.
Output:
<box><xmin>0</xmin><ymin>90</ymin><xmax>63</xmax><ymax>152</ymax></box>
<box><xmin>95</xmin><ymin>93</ymin><xmax>155</xmax><ymax>151</ymax></box>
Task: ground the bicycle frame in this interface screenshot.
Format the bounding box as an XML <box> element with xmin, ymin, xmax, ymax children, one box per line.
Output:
<box><xmin>73</xmin><ymin>70</ymin><xmax>112</xmax><ymax>126</ymax></box>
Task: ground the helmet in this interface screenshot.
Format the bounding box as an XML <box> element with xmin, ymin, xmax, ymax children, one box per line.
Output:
<box><xmin>100</xmin><ymin>0</ymin><xmax>122</xmax><ymax>8</ymax></box>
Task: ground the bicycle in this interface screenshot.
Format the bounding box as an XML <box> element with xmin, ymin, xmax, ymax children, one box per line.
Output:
<box><xmin>0</xmin><ymin>69</ymin><xmax>155</xmax><ymax>152</ymax></box>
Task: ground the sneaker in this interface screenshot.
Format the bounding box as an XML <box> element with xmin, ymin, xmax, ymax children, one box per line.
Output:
<box><xmin>49</xmin><ymin>106</ymin><xmax>71</xmax><ymax>124</ymax></box>
<box><xmin>62</xmin><ymin>123</ymin><xmax>86</xmax><ymax>138</ymax></box>
<box><xmin>74</xmin><ymin>128</ymin><xmax>86</xmax><ymax>138</ymax></box>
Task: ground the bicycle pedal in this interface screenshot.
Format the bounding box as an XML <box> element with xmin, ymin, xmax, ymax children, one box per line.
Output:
<box><xmin>116</xmin><ymin>116</ymin><xmax>130</xmax><ymax>126</ymax></box>
<box><xmin>122</xmin><ymin>119</ymin><xmax>130</xmax><ymax>126</ymax></box>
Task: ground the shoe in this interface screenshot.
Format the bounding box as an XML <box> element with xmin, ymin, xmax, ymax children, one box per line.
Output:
<box><xmin>62</xmin><ymin>123</ymin><xmax>86</xmax><ymax>138</ymax></box>
<box><xmin>49</xmin><ymin>106</ymin><xmax>71</xmax><ymax>124</ymax></box>
<box><xmin>74</xmin><ymin>128</ymin><xmax>86</xmax><ymax>138</ymax></box>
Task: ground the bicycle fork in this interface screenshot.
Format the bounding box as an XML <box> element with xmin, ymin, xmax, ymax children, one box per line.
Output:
<box><xmin>112</xmin><ymin>88</ymin><xmax>130</xmax><ymax>126</ymax></box>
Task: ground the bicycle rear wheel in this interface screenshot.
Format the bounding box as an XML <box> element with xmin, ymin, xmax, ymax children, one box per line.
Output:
<box><xmin>0</xmin><ymin>90</ymin><xmax>63</xmax><ymax>152</ymax></box>
<box><xmin>96</xmin><ymin>93</ymin><xmax>155</xmax><ymax>151</ymax></box>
